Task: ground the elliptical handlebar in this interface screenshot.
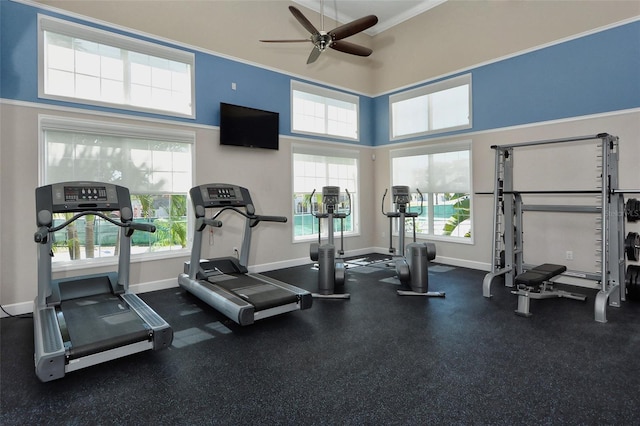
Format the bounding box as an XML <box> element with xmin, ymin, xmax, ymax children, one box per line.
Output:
<box><xmin>307</xmin><ymin>189</ymin><xmax>318</xmax><ymax>217</ymax></box>
<box><xmin>381</xmin><ymin>188</ymin><xmax>388</xmax><ymax>215</ymax></box>
<box><xmin>415</xmin><ymin>188</ymin><xmax>425</xmax><ymax>217</ymax></box>
<box><xmin>344</xmin><ymin>188</ymin><xmax>352</xmax><ymax>218</ymax></box>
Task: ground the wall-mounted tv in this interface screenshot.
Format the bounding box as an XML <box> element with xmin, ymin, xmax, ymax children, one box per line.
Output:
<box><xmin>219</xmin><ymin>102</ymin><xmax>280</xmax><ymax>150</ymax></box>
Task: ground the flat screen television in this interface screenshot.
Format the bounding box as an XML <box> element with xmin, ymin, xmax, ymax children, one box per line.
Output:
<box><xmin>219</xmin><ymin>102</ymin><xmax>279</xmax><ymax>150</ymax></box>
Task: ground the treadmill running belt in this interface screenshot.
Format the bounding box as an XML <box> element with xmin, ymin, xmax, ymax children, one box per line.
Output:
<box><xmin>212</xmin><ymin>275</ymin><xmax>299</xmax><ymax>311</ymax></box>
<box><xmin>60</xmin><ymin>294</ymin><xmax>151</xmax><ymax>359</ymax></box>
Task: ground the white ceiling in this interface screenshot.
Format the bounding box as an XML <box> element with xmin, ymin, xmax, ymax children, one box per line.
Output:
<box><xmin>292</xmin><ymin>0</ymin><xmax>447</xmax><ymax>36</ymax></box>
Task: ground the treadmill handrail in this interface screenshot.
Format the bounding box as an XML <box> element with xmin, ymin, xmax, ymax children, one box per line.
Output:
<box><xmin>44</xmin><ymin>211</ymin><xmax>155</xmax><ymax>235</ymax></box>
<box><xmin>211</xmin><ymin>206</ymin><xmax>287</xmax><ymax>226</ymax></box>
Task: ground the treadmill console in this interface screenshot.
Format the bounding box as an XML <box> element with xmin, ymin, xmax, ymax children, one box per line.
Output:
<box><xmin>37</xmin><ymin>182</ymin><xmax>129</xmax><ymax>214</ymax></box>
<box><xmin>192</xmin><ymin>184</ymin><xmax>252</xmax><ymax>208</ymax></box>
<box><xmin>207</xmin><ymin>186</ymin><xmax>238</xmax><ymax>201</ymax></box>
<box><xmin>63</xmin><ymin>185</ymin><xmax>109</xmax><ymax>202</ymax></box>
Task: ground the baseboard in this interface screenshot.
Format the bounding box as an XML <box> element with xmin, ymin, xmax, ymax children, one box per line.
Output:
<box><xmin>1</xmin><ymin>248</ymin><xmax>489</xmax><ymax>316</ymax></box>
<box><xmin>248</xmin><ymin>247</ymin><xmax>375</xmax><ymax>273</ymax></box>
<box><xmin>129</xmin><ymin>278</ymin><xmax>179</xmax><ymax>294</ymax></box>
<box><xmin>370</xmin><ymin>246</ymin><xmax>491</xmax><ymax>271</ymax></box>
<box><xmin>1</xmin><ymin>279</ymin><xmax>180</xmax><ymax>318</ymax></box>
<box><xmin>248</xmin><ymin>256</ymin><xmax>310</xmax><ymax>273</ymax></box>
<box><xmin>0</xmin><ymin>301</ymin><xmax>34</xmax><ymax>318</ymax></box>
<box><xmin>434</xmin><ymin>256</ymin><xmax>491</xmax><ymax>272</ymax></box>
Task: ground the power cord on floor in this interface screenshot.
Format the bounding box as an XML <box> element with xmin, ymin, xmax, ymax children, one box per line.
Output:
<box><xmin>1</xmin><ymin>305</ymin><xmax>32</xmax><ymax>319</ymax></box>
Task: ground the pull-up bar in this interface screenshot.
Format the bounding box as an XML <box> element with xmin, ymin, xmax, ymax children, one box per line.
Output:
<box><xmin>490</xmin><ymin>133</ymin><xmax>613</xmax><ymax>150</ymax></box>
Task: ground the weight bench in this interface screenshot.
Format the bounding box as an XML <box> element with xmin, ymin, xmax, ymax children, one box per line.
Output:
<box><xmin>512</xmin><ymin>263</ymin><xmax>587</xmax><ymax>317</ymax></box>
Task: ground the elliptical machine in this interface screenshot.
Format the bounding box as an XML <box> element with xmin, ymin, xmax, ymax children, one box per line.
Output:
<box><xmin>382</xmin><ymin>186</ymin><xmax>444</xmax><ymax>297</ymax></box>
<box><xmin>309</xmin><ymin>186</ymin><xmax>351</xmax><ymax>299</ymax></box>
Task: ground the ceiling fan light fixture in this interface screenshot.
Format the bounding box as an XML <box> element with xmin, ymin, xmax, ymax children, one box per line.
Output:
<box><xmin>260</xmin><ymin>3</ymin><xmax>378</xmax><ymax>64</ymax></box>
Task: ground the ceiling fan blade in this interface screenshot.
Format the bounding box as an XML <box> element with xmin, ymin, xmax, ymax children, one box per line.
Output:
<box><xmin>306</xmin><ymin>47</ymin><xmax>322</xmax><ymax>64</ymax></box>
<box><xmin>289</xmin><ymin>6</ymin><xmax>320</xmax><ymax>36</ymax></box>
<box><xmin>329</xmin><ymin>15</ymin><xmax>378</xmax><ymax>41</ymax></box>
<box><xmin>330</xmin><ymin>40</ymin><xmax>373</xmax><ymax>57</ymax></box>
<box><xmin>260</xmin><ymin>39</ymin><xmax>311</xmax><ymax>43</ymax></box>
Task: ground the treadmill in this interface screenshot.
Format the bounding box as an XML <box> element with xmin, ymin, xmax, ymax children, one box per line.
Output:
<box><xmin>33</xmin><ymin>181</ymin><xmax>173</xmax><ymax>382</ymax></box>
<box><xmin>178</xmin><ymin>183</ymin><xmax>312</xmax><ymax>326</ymax></box>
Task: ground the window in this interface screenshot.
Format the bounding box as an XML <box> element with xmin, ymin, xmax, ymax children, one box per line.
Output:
<box><xmin>291</xmin><ymin>81</ymin><xmax>359</xmax><ymax>140</ymax></box>
<box><xmin>292</xmin><ymin>146</ymin><xmax>359</xmax><ymax>241</ymax></box>
<box><xmin>390</xmin><ymin>141</ymin><xmax>472</xmax><ymax>241</ymax></box>
<box><xmin>38</xmin><ymin>15</ymin><xmax>195</xmax><ymax>118</ymax></box>
<box><xmin>390</xmin><ymin>74</ymin><xmax>471</xmax><ymax>139</ymax></box>
<box><xmin>40</xmin><ymin>115</ymin><xmax>194</xmax><ymax>263</ymax></box>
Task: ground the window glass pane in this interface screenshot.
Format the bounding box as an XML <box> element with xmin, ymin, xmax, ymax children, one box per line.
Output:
<box><xmin>433</xmin><ymin>193</ymin><xmax>471</xmax><ymax>237</ymax></box>
<box><xmin>75</xmin><ymin>41</ymin><xmax>101</xmax><ymax>76</ymax></box>
<box><xmin>392</xmin><ymin>95</ymin><xmax>428</xmax><ymax>137</ymax></box>
<box><xmin>47</xmin><ymin>69</ymin><xmax>75</xmax><ymax>97</ymax></box>
<box><xmin>291</xmin><ymin>82</ymin><xmax>359</xmax><ymax>140</ymax></box>
<box><xmin>40</xmin><ymin>17</ymin><xmax>194</xmax><ymax>117</ymax></box>
<box><xmin>50</xmin><ymin>214</ymin><xmax>120</xmax><ymax>261</ymax></box>
<box><xmin>431</xmin><ymin>85</ymin><xmax>469</xmax><ymax>130</ymax></box>
<box><xmin>47</xmin><ymin>34</ymin><xmax>74</xmax><ymax>71</ymax></box>
<box><xmin>49</xmin><ymin>193</ymin><xmax>189</xmax><ymax>262</ymax></box>
<box><xmin>292</xmin><ymin>151</ymin><xmax>358</xmax><ymax>239</ymax></box>
<box><xmin>391</xmin><ymin>144</ymin><xmax>471</xmax><ymax>240</ymax></box>
<box><xmin>390</xmin><ymin>75</ymin><xmax>471</xmax><ymax>138</ymax></box>
<box><xmin>43</xmin><ymin>124</ymin><xmax>193</xmax><ymax>262</ymax></box>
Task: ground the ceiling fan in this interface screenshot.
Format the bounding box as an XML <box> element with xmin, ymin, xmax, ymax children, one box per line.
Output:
<box><xmin>260</xmin><ymin>2</ymin><xmax>378</xmax><ymax>64</ymax></box>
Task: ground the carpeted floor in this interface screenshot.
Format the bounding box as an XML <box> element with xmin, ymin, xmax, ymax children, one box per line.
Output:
<box><xmin>2</xmin><ymin>254</ymin><xmax>640</xmax><ymax>425</ymax></box>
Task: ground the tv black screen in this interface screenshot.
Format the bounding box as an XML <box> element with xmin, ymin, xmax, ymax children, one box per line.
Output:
<box><xmin>219</xmin><ymin>103</ymin><xmax>279</xmax><ymax>150</ymax></box>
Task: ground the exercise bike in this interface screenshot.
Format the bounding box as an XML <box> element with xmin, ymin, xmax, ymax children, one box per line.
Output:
<box><xmin>382</xmin><ymin>186</ymin><xmax>444</xmax><ymax>297</ymax></box>
<box><xmin>309</xmin><ymin>186</ymin><xmax>351</xmax><ymax>299</ymax></box>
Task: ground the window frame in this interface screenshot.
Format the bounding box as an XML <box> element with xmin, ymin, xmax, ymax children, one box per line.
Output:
<box><xmin>389</xmin><ymin>140</ymin><xmax>473</xmax><ymax>244</ymax></box>
<box><xmin>389</xmin><ymin>74</ymin><xmax>472</xmax><ymax>140</ymax></box>
<box><xmin>291</xmin><ymin>144</ymin><xmax>360</xmax><ymax>243</ymax></box>
<box><xmin>38</xmin><ymin>14</ymin><xmax>196</xmax><ymax>119</ymax></box>
<box><xmin>38</xmin><ymin>114</ymin><xmax>196</xmax><ymax>269</ymax></box>
<box><xmin>291</xmin><ymin>80</ymin><xmax>360</xmax><ymax>141</ymax></box>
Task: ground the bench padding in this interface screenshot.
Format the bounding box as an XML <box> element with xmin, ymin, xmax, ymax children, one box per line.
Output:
<box><xmin>515</xmin><ymin>263</ymin><xmax>566</xmax><ymax>286</ymax></box>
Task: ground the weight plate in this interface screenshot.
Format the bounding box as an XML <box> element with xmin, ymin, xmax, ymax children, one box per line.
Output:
<box><xmin>627</xmin><ymin>198</ymin><xmax>640</xmax><ymax>222</ymax></box>
<box><xmin>626</xmin><ymin>265</ymin><xmax>640</xmax><ymax>301</ymax></box>
<box><xmin>625</xmin><ymin>232</ymin><xmax>640</xmax><ymax>262</ymax></box>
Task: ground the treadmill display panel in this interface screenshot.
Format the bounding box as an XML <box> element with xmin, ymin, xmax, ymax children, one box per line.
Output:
<box><xmin>64</xmin><ymin>186</ymin><xmax>108</xmax><ymax>202</ymax></box>
<box><xmin>208</xmin><ymin>187</ymin><xmax>237</xmax><ymax>200</ymax></box>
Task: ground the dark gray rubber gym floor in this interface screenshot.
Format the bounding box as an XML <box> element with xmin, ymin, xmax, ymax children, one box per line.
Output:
<box><xmin>2</xmin><ymin>254</ymin><xmax>640</xmax><ymax>425</ymax></box>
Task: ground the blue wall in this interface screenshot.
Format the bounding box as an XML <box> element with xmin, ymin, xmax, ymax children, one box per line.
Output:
<box><xmin>373</xmin><ymin>20</ymin><xmax>640</xmax><ymax>146</ymax></box>
<box><xmin>1</xmin><ymin>0</ymin><xmax>638</xmax><ymax>147</ymax></box>
<box><xmin>0</xmin><ymin>0</ymin><xmax>373</xmax><ymax>145</ymax></box>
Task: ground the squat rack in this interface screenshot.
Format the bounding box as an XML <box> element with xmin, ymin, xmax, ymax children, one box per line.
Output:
<box><xmin>482</xmin><ymin>133</ymin><xmax>638</xmax><ymax>322</ymax></box>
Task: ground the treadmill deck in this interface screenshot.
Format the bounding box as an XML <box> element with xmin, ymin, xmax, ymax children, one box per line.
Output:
<box><xmin>205</xmin><ymin>273</ymin><xmax>299</xmax><ymax>311</ymax></box>
<box><xmin>58</xmin><ymin>293</ymin><xmax>151</xmax><ymax>359</ymax></box>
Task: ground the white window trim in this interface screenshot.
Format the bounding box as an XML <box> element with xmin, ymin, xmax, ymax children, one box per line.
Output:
<box><xmin>291</xmin><ymin>80</ymin><xmax>360</xmax><ymax>142</ymax></box>
<box><xmin>38</xmin><ymin>114</ymin><xmax>196</xmax><ymax>269</ymax></box>
<box><xmin>389</xmin><ymin>74</ymin><xmax>472</xmax><ymax>140</ymax></box>
<box><xmin>38</xmin><ymin>14</ymin><xmax>196</xmax><ymax>119</ymax></box>
<box><xmin>291</xmin><ymin>143</ymin><xmax>361</xmax><ymax>243</ymax></box>
<box><xmin>389</xmin><ymin>139</ymin><xmax>473</xmax><ymax>244</ymax></box>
